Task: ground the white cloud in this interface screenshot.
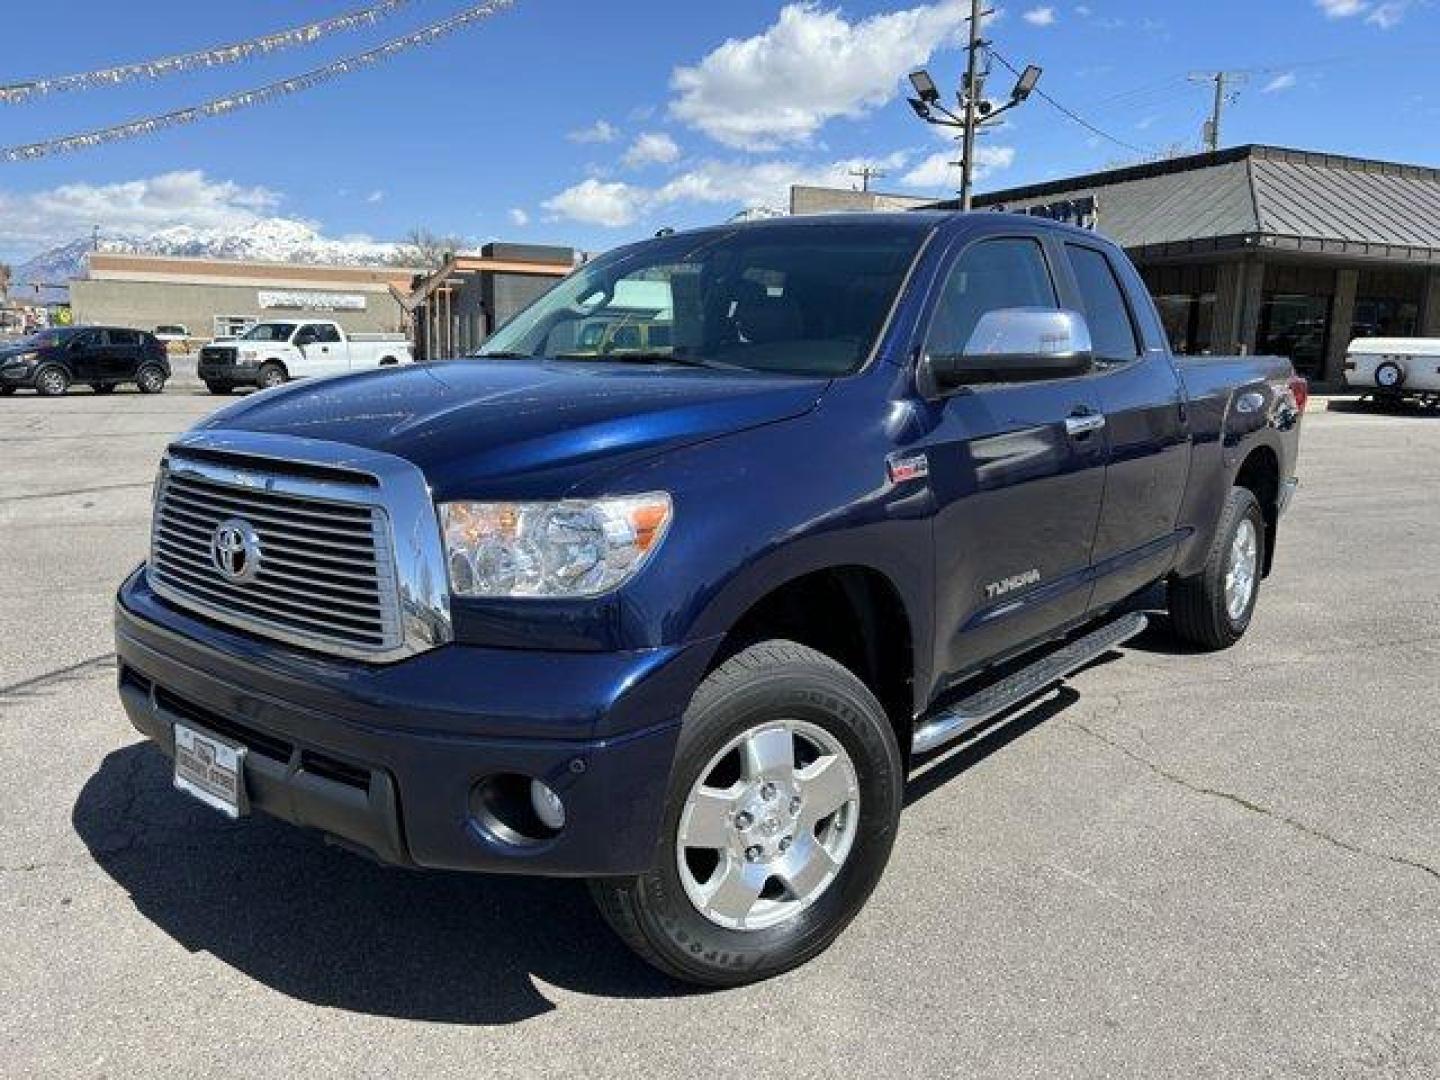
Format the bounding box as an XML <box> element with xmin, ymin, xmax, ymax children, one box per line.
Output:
<box><xmin>1314</xmin><ymin>0</ymin><xmax>1368</xmax><ymax>15</ymax></box>
<box><xmin>542</xmin><ymin>151</ymin><xmax>916</xmax><ymax>228</ymax></box>
<box><xmin>899</xmin><ymin>146</ymin><xmax>1016</xmax><ymax>190</ymax></box>
<box><xmin>1023</xmin><ymin>6</ymin><xmax>1057</xmax><ymax>25</ymax></box>
<box><xmin>670</xmin><ymin>1</ymin><xmax>975</xmax><ymax>151</ymax></box>
<box><xmin>1074</xmin><ymin>4</ymin><xmax>1092</xmax><ymax>14</ymax></box>
<box><xmin>567</xmin><ymin>119</ymin><xmax>620</xmax><ymax>144</ymax></box>
<box><xmin>365</xmin><ymin>189</ymin><xmax>385</xmax><ymax>204</ymax></box>
<box><xmin>541</xmin><ymin>178</ymin><xmax>650</xmax><ymax>228</ymax></box>
<box><xmin>1366</xmin><ymin>1</ymin><xmax>1411</xmax><ymax>26</ymax></box>
<box><xmin>1262</xmin><ymin>72</ymin><xmax>1298</xmax><ymax>93</ymax></box>
<box><xmin>508</xmin><ymin>207</ymin><xmax>530</xmax><ymax>227</ymax></box>
<box><xmin>0</xmin><ymin>171</ymin><xmax>282</xmax><ymax>257</ymax></box>
<box><xmin>623</xmin><ymin>131</ymin><xmax>682</xmax><ymax>168</ymax></box>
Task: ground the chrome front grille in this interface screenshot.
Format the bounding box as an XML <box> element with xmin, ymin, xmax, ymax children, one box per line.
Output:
<box><xmin>149</xmin><ymin>456</ymin><xmax>405</xmax><ymax>659</ymax></box>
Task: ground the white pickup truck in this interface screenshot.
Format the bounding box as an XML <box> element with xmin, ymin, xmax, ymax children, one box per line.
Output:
<box><xmin>197</xmin><ymin>319</ymin><xmax>413</xmax><ymax>394</ymax></box>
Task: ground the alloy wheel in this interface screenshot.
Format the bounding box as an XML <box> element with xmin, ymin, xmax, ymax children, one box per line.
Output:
<box><xmin>676</xmin><ymin>718</ymin><xmax>860</xmax><ymax>931</ymax></box>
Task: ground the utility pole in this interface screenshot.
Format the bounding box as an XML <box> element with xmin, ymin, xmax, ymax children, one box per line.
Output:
<box><xmin>1189</xmin><ymin>70</ymin><xmax>1248</xmax><ymax>152</ymax></box>
<box><xmin>848</xmin><ymin>165</ymin><xmax>887</xmax><ymax>192</ymax></box>
<box><xmin>959</xmin><ymin>0</ymin><xmax>984</xmax><ymax>210</ymax></box>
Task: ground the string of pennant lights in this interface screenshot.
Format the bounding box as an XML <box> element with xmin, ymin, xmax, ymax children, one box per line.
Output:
<box><xmin>0</xmin><ymin>1</ymin><xmax>417</xmax><ymax>106</ymax></box>
<box><xmin>2</xmin><ymin>1</ymin><xmax>515</xmax><ymax>162</ymax></box>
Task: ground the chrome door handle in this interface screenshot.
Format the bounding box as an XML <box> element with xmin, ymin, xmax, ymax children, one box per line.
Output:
<box><xmin>1064</xmin><ymin>413</ymin><xmax>1106</xmax><ymax>437</ymax></box>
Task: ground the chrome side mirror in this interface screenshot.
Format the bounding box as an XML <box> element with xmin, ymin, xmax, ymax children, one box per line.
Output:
<box><xmin>930</xmin><ymin>308</ymin><xmax>1094</xmax><ymax>388</ymax></box>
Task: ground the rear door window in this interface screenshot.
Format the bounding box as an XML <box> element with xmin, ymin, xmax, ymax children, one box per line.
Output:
<box><xmin>1065</xmin><ymin>244</ymin><xmax>1140</xmax><ymax>363</ymax></box>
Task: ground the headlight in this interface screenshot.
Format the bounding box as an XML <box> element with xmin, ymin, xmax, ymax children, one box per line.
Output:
<box><xmin>439</xmin><ymin>494</ymin><xmax>672</xmax><ymax>599</ymax></box>
<box><xmin>239</xmin><ymin>349</ymin><xmax>259</xmax><ymax>362</ymax></box>
<box><xmin>6</xmin><ymin>351</ymin><xmax>38</xmax><ymax>366</ymax></box>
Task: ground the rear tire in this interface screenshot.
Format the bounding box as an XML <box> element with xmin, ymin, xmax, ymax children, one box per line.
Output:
<box><xmin>136</xmin><ymin>364</ymin><xmax>167</xmax><ymax>394</ymax></box>
<box><xmin>34</xmin><ymin>365</ymin><xmax>69</xmax><ymax>396</ymax></box>
<box><xmin>0</xmin><ymin>386</ymin><xmax>15</xmax><ymax>396</ymax></box>
<box><xmin>589</xmin><ymin>640</ymin><xmax>903</xmax><ymax>987</ymax></box>
<box><xmin>1169</xmin><ymin>486</ymin><xmax>1265</xmax><ymax>650</ymax></box>
<box><xmin>257</xmin><ymin>362</ymin><xmax>287</xmax><ymax>390</ymax></box>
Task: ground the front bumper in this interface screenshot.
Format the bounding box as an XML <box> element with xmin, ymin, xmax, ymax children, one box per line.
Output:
<box><xmin>196</xmin><ymin>359</ymin><xmax>260</xmax><ymax>385</ymax></box>
<box><xmin>115</xmin><ymin>567</ymin><xmax>714</xmax><ymax>875</ymax></box>
<box><xmin>0</xmin><ymin>362</ymin><xmax>36</xmax><ymax>387</ymax></box>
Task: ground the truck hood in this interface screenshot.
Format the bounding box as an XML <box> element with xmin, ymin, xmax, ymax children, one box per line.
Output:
<box><xmin>195</xmin><ymin>359</ymin><xmax>828</xmax><ymax>496</ymax></box>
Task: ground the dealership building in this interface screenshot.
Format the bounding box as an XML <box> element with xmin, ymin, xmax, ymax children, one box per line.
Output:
<box><xmin>70</xmin><ymin>243</ymin><xmax>577</xmax><ymax>355</ymax></box>
<box><xmin>799</xmin><ymin>144</ymin><xmax>1440</xmax><ymax>385</ymax></box>
<box><xmin>71</xmin><ymin>253</ymin><xmax>421</xmax><ymax>342</ymax></box>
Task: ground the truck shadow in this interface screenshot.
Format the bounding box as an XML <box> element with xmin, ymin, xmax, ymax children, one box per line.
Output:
<box><xmin>72</xmin><ymin>743</ymin><xmax>691</xmax><ymax>1025</ymax></box>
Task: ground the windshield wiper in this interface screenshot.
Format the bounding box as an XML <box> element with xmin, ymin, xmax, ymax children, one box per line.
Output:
<box><xmin>553</xmin><ymin>351</ymin><xmax>740</xmax><ymax>370</ymax></box>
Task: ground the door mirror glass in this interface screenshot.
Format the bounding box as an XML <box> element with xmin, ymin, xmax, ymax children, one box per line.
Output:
<box><xmin>931</xmin><ymin>308</ymin><xmax>1094</xmax><ymax>387</ymax></box>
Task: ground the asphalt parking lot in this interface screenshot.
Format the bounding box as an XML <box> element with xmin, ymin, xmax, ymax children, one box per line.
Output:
<box><xmin>1</xmin><ymin>384</ymin><xmax>1437</xmax><ymax>1078</ymax></box>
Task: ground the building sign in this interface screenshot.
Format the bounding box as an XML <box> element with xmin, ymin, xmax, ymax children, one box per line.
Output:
<box><xmin>257</xmin><ymin>290</ymin><xmax>367</xmax><ymax>312</ymax></box>
<box><xmin>991</xmin><ymin>195</ymin><xmax>1100</xmax><ymax>230</ymax></box>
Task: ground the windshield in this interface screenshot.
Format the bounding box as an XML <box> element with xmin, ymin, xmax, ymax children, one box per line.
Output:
<box><xmin>477</xmin><ymin>222</ymin><xmax>928</xmax><ymax>376</ymax></box>
<box><xmin>241</xmin><ymin>322</ymin><xmax>297</xmax><ymax>342</ymax></box>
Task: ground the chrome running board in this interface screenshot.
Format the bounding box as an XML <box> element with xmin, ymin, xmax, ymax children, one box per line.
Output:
<box><xmin>912</xmin><ymin>612</ymin><xmax>1148</xmax><ymax>756</ymax></box>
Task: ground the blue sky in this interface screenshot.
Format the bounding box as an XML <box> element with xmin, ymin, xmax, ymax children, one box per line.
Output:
<box><xmin>0</xmin><ymin>0</ymin><xmax>1436</xmax><ymax>263</ymax></box>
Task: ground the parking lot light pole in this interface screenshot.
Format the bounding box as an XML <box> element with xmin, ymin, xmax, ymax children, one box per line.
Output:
<box><xmin>906</xmin><ymin>3</ymin><xmax>1040</xmax><ymax>210</ymax></box>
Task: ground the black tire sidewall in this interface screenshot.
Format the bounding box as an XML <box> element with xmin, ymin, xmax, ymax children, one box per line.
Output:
<box><xmin>628</xmin><ymin>643</ymin><xmax>903</xmax><ymax>983</ymax></box>
<box><xmin>1215</xmin><ymin>489</ymin><xmax>1264</xmax><ymax>638</ymax></box>
<box><xmin>258</xmin><ymin>363</ymin><xmax>286</xmax><ymax>389</ymax></box>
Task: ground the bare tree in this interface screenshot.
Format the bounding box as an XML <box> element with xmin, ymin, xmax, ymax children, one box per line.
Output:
<box><xmin>0</xmin><ymin>263</ymin><xmax>10</xmax><ymax>304</ymax></box>
<box><xmin>390</xmin><ymin>227</ymin><xmax>466</xmax><ymax>271</ymax></box>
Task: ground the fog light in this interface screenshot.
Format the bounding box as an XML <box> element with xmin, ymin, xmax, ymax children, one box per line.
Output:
<box><xmin>530</xmin><ymin>779</ymin><xmax>566</xmax><ymax>830</ymax></box>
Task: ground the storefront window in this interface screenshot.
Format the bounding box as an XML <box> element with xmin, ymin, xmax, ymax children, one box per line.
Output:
<box><xmin>1140</xmin><ymin>264</ymin><xmax>1218</xmax><ymax>356</ymax></box>
<box><xmin>1351</xmin><ymin>297</ymin><xmax>1419</xmax><ymax>340</ymax></box>
<box><xmin>1153</xmin><ymin>293</ymin><xmax>1216</xmax><ymax>355</ymax></box>
<box><xmin>1257</xmin><ymin>292</ymin><xmax>1332</xmax><ymax>379</ymax></box>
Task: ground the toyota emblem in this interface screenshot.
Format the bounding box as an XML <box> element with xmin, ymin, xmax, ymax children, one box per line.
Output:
<box><xmin>210</xmin><ymin>518</ymin><xmax>262</xmax><ymax>584</ymax></box>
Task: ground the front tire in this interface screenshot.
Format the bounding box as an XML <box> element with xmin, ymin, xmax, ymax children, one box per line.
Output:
<box><xmin>589</xmin><ymin>640</ymin><xmax>903</xmax><ymax>987</ymax></box>
<box><xmin>33</xmin><ymin>365</ymin><xmax>69</xmax><ymax>396</ymax></box>
<box><xmin>1169</xmin><ymin>486</ymin><xmax>1265</xmax><ymax>650</ymax></box>
<box><xmin>257</xmin><ymin>362</ymin><xmax>287</xmax><ymax>390</ymax></box>
<box><xmin>136</xmin><ymin>364</ymin><xmax>167</xmax><ymax>394</ymax></box>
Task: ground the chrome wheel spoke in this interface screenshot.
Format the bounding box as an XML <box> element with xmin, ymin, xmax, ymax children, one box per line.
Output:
<box><xmin>776</xmin><ymin>840</ymin><xmax>840</xmax><ymax>900</ymax></box>
<box><xmin>701</xmin><ymin>857</ymin><xmax>769</xmax><ymax>924</ymax></box>
<box><xmin>741</xmin><ymin>725</ymin><xmax>794</xmax><ymax>783</ymax></box>
<box><xmin>796</xmin><ymin>754</ymin><xmax>853</xmax><ymax>827</ymax></box>
<box><xmin>679</xmin><ymin>787</ymin><xmax>738</xmax><ymax>848</ymax></box>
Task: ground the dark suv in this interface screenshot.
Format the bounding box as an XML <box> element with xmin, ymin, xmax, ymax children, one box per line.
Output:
<box><xmin>0</xmin><ymin>326</ymin><xmax>170</xmax><ymax>396</ymax></box>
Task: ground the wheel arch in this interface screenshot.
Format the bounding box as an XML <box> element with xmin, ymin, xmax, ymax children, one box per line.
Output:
<box><xmin>1232</xmin><ymin>444</ymin><xmax>1280</xmax><ymax>575</ymax></box>
<box><xmin>707</xmin><ymin>564</ymin><xmax>920</xmax><ymax>761</ymax></box>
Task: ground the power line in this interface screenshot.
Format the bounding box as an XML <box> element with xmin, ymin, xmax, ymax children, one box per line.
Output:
<box><xmin>2</xmin><ymin>1</ymin><xmax>516</xmax><ymax>162</ymax></box>
<box><xmin>0</xmin><ymin>1</ymin><xmax>416</xmax><ymax>105</ymax></box>
<box><xmin>990</xmin><ymin>49</ymin><xmax>1152</xmax><ymax>155</ymax></box>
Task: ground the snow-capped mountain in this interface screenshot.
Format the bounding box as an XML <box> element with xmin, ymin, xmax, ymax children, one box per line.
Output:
<box><xmin>9</xmin><ymin>219</ymin><xmax>402</xmax><ymax>302</ymax></box>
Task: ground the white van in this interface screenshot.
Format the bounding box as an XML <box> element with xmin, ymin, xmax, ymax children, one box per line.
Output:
<box><xmin>1343</xmin><ymin>337</ymin><xmax>1440</xmax><ymax>405</ymax></box>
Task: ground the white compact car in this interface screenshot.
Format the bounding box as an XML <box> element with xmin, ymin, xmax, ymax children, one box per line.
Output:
<box><xmin>1344</xmin><ymin>337</ymin><xmax>1440</xmax><ymax>406</ymax></box>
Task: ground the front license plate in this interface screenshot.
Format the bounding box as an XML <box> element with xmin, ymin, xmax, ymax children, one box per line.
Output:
<box><xmin>173</xmin><ymin>721</ymin><xmax>247</xmax><ymax>819</ymax></box>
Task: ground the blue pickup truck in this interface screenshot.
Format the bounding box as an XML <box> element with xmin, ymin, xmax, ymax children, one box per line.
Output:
<box><xmin>114</xmin><ymin>213</ymin><xmax>1303</xmax><ymax>985</ymax></box>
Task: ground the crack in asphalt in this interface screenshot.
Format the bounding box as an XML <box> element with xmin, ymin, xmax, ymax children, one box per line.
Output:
<box><xmin>0</xmin><ymin>653</ymin><xmax>116</xmax><ymax>705</ymax></box>
<box><xmin>0</xmin><ymin>481</ymin><xmax>152</xmax><ymax>503</ymax></box>
<box><xmin>1065</xmin><ymin>716</ymin><xmax>1440</xmax><ymax>889</ymax></box>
